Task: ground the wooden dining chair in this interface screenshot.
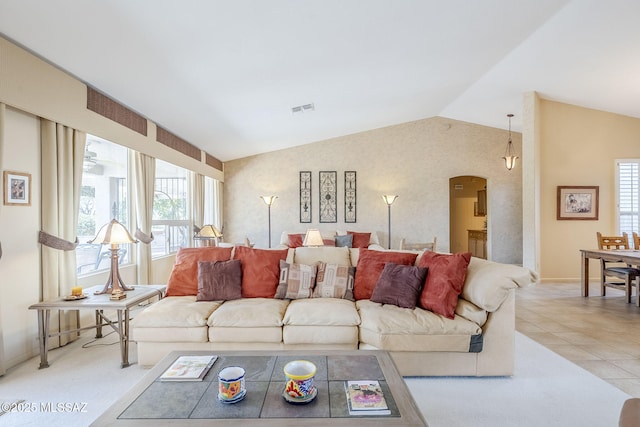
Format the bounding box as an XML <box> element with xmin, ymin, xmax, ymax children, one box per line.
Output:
<box><xmin>596</xmin><ymin>232</ymin><xmax>640</xmax><ymax>303</ymax></box>
<box><xmin>399</xmin><ymin>237</ymin><xmax>437</xmax><ymax>252</ymax></box>
<box><xmin>633</xmin><ymin>232</ymin><xmax>640</xmax><ymax>250</ymax></box>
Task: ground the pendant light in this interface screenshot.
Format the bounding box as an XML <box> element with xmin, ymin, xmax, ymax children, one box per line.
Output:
<box><xmin>502</xmin><ymin>113</ymin><xmax>518</xmax><ymax>171</ymax></box>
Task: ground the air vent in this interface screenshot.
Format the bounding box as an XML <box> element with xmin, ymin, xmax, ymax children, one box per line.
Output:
<box><xmin>291</xmin><ymin>103</ymin><xmax>315</xmax><ymax>114</ymax></box>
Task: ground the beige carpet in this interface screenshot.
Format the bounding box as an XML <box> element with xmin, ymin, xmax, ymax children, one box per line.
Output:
<box><xmin>0</xmin><ymin>332</ymin><xmax>630</xmax><ymax>426</ymax></box>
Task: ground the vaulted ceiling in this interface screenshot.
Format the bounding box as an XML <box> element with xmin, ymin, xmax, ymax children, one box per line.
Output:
<box><xmin>1</xmin><ymin>1</ymin><xmax>638</xmax><ymax>161</ymax></box>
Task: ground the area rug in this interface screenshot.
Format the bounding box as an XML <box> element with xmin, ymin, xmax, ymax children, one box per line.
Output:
<box><xmin>406</xmin><ymin>332</ymin><xmax>630</xmax><ymax>426</ymax></box>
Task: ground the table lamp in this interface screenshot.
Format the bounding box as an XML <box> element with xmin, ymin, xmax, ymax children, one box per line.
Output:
<box><xmin>303</xmin><ymin>229</ymin><xmax>324</xmax><ymax>247</ymax></box>
<box><xmin>194</xmin><ymin>224</ymin><xmax>223</xmax><ymax>246</ymax></box>
<box><xmin>89</xmin><ymin>218</ymin><xmax>137</xmax><ymax>299</ymax></box>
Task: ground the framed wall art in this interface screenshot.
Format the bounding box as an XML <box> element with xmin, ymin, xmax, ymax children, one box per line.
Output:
<box><xmin>557</xmin><ymin>186</ymin><xmax>599</xmax><ymax>220</ymax></box>
<box><xmin>299</xmin><ymin>171</ymin><xmax>312</xmax><ymax>223</ymax></box>
<box><xmin>3</xmin><ymin>171</ymin><xmax>31</xmax><ymax>206</ymax></box>
<box><xmin>319</xmin><ymin>171</ymin><xmax>337</xmax><ymax>223</ymax></box>
<box><xmin>345</xmin><ymin>171</ymin><xmax>357</xmax><ymax>223</ymax></box>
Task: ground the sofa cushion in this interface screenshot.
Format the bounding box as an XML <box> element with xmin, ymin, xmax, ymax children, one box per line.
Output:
<box><xmin>287</xmin><ymin>233</ymin><xmax>305</xmax><ymax>248</ymax></box>
<box><xmin>370</xmin><ymin>262</ymin><xmax>428</xmax><ymax>309</ymax></box>
<box><xmin>356</xmin><ymin>300</ymin><xmax>482</xmax><ymax>352</ymax></box>
<box><xmin>417</xmin><ymin>251</ymin><xmax>471</xmax><ymax>319</ymax></box>
<box><xmin>131</xmin><ymin>296</ymin><xmax>222</xmax><ymax>327</ymax></box>
<box><xmin>207</xmin><ymin>298</ymin><xmax>289</xmax><ymax>327</ymax></box>
<box><xmin>284</xmin><ymin>298</ymin><xmax>360</xmax><ymax>326</ymax></box>
<box><xmin>353</xmin><ymin>249</ymin><xmax>418</xmax><ymax>300</ymax></box>
<box><xmin>347</xmin><ymin>231</ymin><xmax>371</xmax><ymax>248</ymax></box>
<box><xmin>233</xmin><ymin>246</ymin><xmax>289</xmax><ymax>298</ymax></box>
<box><xmin>283</xmin><ymin>325</ymin><xmax>358</xmax><ymax>346</ymax></box>
<box><xmin>293</xmin><ymin>246</ymin><xmax>351</xmax><ymax>266</ymax></box>
<box><xmin>335</xmin><ymin>234</ymin><xmax>353</xmax><ymax>248</ymax></box>
<box><xmin>274</xmin><ymin>260</ymin><xmax>317</xmax><ymax>299</ymax></box>
<box><xmin>165</xmin><ymin>247</ymin><xmax>233</xmax><ymax>296</ymax></box>
<box><xmin>196</xmin><ymin>259</ymin><xmax>243</xmax><ymax>301</ymax></box>
<box><xmin>313</xmin><ymin>262</ymin><xmax>355</xmax><ymax>300</ymax></box>
<box><xmin>462</xmin><ymin>257</ymin><xmax>538</xmax><ymax>312</ymax></box>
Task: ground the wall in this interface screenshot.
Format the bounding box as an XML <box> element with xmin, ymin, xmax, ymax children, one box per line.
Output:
<box><xmin>539</xmin><ymin>100</ymin><xmax>640</xmax><ymax>280</ymax></box>
<box><xmin>224</xmin><ymin>116</ymin><xmax>523</xmax><ymax>264</ymax></box>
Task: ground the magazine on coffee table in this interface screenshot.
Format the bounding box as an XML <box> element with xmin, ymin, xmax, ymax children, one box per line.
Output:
<box><xmin>160</xmin><ymin>355</ymin><xmax>217</xmax><ymax>381</ymax></box>
<box><xmin>345</xmin><ymin>380</ymin><xmax>391</xmax><ymax>415</ymax></box>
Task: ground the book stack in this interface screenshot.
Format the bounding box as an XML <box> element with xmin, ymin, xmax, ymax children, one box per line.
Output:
<box><xmin>345</xmin><ymin>380</ymin><xmax>391</xmax><ymax>416</ymax></box>
<box><xmin>159</xmin><ymin>355</ymin><xmax>218</xmax><ymax>382</ymax></box>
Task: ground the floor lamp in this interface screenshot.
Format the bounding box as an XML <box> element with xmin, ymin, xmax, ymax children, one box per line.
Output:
<box><xmin>382</xmin><ymin>195</ymin><xmax>398</xmax><ymax>249</ymax></box>
<box><xmin>260</xmin><ymin>195</ymin><xmax>277</xmax><ymax>248</ymax></box>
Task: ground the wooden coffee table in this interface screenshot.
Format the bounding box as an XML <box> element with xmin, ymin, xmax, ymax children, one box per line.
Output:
<box><xmin>91</xmin><ymin>350</ymin><xmax>428</xmax><ymax>426</ymax></box>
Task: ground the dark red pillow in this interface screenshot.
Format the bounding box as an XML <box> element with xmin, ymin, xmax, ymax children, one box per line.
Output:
<box><xmin>348</xmin><ymin>231</ymin><xmax>371</xmax><ymax>248</ymax></box>
<box><xmin>287</xmin><ymin>234</ymin><xmax>305</xmax><ymax>248</ymax></box>
<box><xmin>417</xmin><ymin>251</ymin><xmax>472</xmax><ymax>319</ymax></box>
<box><xmin>233</xmin><ymin>246</ymin><xmax>289</xmax><ymax>298</ymax></box>
<box><xmin>353</xmin><ymin>249</ymin><xmax>418</xmax><ymax>300</ymax></box>
<box><xmin>370</xmin><ymin>262</ymin><xmax>428</xmax><ymax>309</ymax></box>
<box><xmin>165</xmin><ymin>247</ymin><xmax>234</xmax><ymax>296</ymax></box>
<box><xmin>196</xmin><ymin>259</ymin><xmax>243</xmax><ymax>301</ymax></box>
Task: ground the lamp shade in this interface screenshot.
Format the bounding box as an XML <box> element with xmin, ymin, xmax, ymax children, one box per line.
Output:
<box><xmin>195</xmin><ymin>224</ymin><xmax>223</xmax><ymax>238</ymax></box>
<box><xmin>303</xmin><ymin>229</ymin><xmax>324</xmax><ymax>247</ymax></box>
<box><xmin>89</xmin><ymin>219</ymin><xmax>136</xmax><ymax>245</ymax></box>
<box><xmin>382</xmin><ymin>195</ymin><xmax>398</xmax><ymax>205</ymax></box>
<box><xmin>260</xmin><ymin>195</ymin><xmax>278</xmax><ymax>206</ymax></box>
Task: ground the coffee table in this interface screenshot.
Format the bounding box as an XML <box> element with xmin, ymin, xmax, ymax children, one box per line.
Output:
<box><xmin>91</xmin><ymin>350</ymin><xmax>428</xmax><ymax>426</ymax></box>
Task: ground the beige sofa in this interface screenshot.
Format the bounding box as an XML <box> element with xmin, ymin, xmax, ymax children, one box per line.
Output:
<box><xmin>131</xmin><ymin>246</ymin><xmax>537</xmax><ymax>376</ymax></box>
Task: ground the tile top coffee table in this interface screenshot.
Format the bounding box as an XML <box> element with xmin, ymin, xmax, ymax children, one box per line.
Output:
<box><xmin>91</xmin><ymin>350</ymin><xmax>428</xmax><ymax>426</ymax></box>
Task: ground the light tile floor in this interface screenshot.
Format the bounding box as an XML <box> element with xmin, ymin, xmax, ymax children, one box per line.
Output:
<box><xmin>516</xmin><ymin>281</ymin><xmax>640</xmax><ymax>397</ymax></box>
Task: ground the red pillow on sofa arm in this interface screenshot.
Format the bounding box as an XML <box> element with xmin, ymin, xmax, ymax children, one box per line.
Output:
<box><xmin>417</xmin><ymin>251</ymin><xmax>472</xmax><ymax>319</ymax></box>
<box><xmin>347</xmin><ymin>231</ymin><xmax>371</xmax><ymax>248</ymax></box>
<box><xmin>165</xmin><ymin>246</ymin><xmax>234</xmax><ymax>296</ymax></box>
<box><xmin>353</xmin><ymin>249</ymin><xmax>418</xmax><ymax>300</ymax></box>
<box><xmin>233</xmin><ymin>246</ymin><xmax>289</xmax><ymax>298</ymax></box>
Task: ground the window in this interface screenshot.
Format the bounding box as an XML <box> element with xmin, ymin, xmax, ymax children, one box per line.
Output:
<box><xmin>151</xmin><ymin>160</ymin><xmax>191</xmax><ymax>257</ymax></box>
<box><xmin>616</xmin><ymin>160</ymin><xmax>640</xmax><ymax>236</ymax></box>
<box><xmin>203</xmin><ymin>176</ymin><xmax>222</xmax><ymax>228</ymax></box>
<box><xmin>76</xmin><ymin>135</ymin><xmax>130</xmax><ymax>275</ymax></box>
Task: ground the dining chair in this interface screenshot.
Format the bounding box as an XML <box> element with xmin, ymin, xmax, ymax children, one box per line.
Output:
<box><xmin>399</xmin><ymin>237</ymin><xmax>437</xmax><ymax>252</ymax></box>
<box><xmin>633</xmin><ymin>232</ymin><xmax>640</xmax><ymax>250</ymax></box>
<box><xmin>596</xmin><ymin>232</ymin><xmax>640</xmax><ymax>303</ymax></box>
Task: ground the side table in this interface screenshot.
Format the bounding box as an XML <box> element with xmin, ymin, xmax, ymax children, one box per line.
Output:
<box><xmin>29</xmin><ymin>284</ymin><xmax>165</xmax><ymax>369</ymax></box>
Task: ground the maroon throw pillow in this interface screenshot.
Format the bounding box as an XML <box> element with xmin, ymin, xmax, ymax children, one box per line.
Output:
<box><xmin>370</xmin><ymin>262</ymin><xmax>428</xmax><ymax>309</ymax></box>
<box><xmin>417</xmin><ymin>251</ymin><xmax>472</xmax><ymax>319</ymax></box>
<box><xmin>353</xmin><ymin>249</ymin><xmax>418</xmax><ymax>300</ymax></box>
<box><xmin>287</xmin><ymin>234</ymin><xmax>305</xmax><ymax>248</ymax></box>
<box><xmin>233</xmin><ymin>246</ymin><xmax>289</xmax><ymax>298</ymax></box>
<box><xmin>348</xmin><ymin>231</ymin><xmax>371</xmax><ymax>248</ymax></box>
<box><xmin>196</xmin><ymin>259</ymin><xmax>243</xmax><ymax>301</ymax></box>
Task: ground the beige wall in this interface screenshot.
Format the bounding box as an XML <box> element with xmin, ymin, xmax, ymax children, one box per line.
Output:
<box><xmin>224</xmin><ymin>116</ymin><xmax>523</xmax><ymax>264</ymax></box>
<box><xmin>539</xmin><ymin>99</ymin><xmax>640</xmax><ymax>280</ymax></box>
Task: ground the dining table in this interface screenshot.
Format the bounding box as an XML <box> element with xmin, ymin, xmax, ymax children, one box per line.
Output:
<box><xmin>580</xmin><ymin>249</ymin><xmax>640</xmax><ymax>297</ymax></box>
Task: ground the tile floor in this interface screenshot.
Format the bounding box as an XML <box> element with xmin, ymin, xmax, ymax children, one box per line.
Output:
<box><xmin>516</xmin><ymin>281</ymin><xmax>640</xmax><ymax>397</ymax></box>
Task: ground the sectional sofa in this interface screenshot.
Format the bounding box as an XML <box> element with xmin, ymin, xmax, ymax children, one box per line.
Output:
<box><xmin>131</xmin><ymin>245</ymin><xmax>537</xmax><ymax>377</ymax></box>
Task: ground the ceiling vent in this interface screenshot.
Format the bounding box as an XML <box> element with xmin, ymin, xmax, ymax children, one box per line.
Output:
<box><xmin>291</xmin><ymin>103</ymin><xmax>315</xmax><ymax>114</ymax></box>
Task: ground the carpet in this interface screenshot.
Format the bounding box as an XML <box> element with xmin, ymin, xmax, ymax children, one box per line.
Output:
<box><xmin>0</xmin><ymin>332</ymin><xmax>630</xmax><ymax>426</ymax></box>
<box><xmin>407</xmin><ymin>332</ymin><xmax>630</xmax><ymax>426</ymax></box>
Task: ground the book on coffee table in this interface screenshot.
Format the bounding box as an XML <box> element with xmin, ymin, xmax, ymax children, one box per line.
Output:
<box><xmin>160</xmin><ymin>355</ymin><xmax>217</xmax><ymax>381</ymax></box>
<box><xmin>345</xmin><ymin>380</ymin><xmax>391</xmax><ymax>416</ymax></box>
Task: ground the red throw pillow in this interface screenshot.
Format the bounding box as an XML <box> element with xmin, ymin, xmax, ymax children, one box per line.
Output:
<box><xmin>353</xmin><ymin>249</ymin><xmax>418</xmax><ymax>300</ymax></box>
<box><xmin>348</xmin><ymin>231</ymin><xmax>371</xmax><ymax>248</ymax></box>
<box><xmin>233</xmin><ymin>246</ymin><xmax>289</xmax><ymax>298</ymax></box>
<box><xmin>165</xmin><ymin>247</ymin><xmax>234</xmax><ymax>296</ymax></box>
<box><xmin>417</xmin><ymin>251</ymin><xmax>472</xmax><ymax>319</ymax></box>
<box><xmin>287</xmin><ymin>234</ymin><xmax>305</xmax><ymax>248</ymax></box>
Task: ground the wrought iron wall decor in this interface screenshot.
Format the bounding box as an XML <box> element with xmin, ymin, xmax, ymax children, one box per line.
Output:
<box><xmin>344</xmin><ymin>171</ymin><xmax>356</xmax><ymax>223</ymax></box>
<box><xmin>299</xmin><ymin>171</ymin><xmax>312</xmax><ymax>223</ymax></box>
<box><xmin>319</xmin><ymin>171</ymin><xmax>337</xmax><ymax>223</ymax></box>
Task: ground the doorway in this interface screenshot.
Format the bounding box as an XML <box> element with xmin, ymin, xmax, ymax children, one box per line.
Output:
<box><xmin>449</xmin><ymin>176</ymin><xmax>487</xmax><ymax>258</ymax></box>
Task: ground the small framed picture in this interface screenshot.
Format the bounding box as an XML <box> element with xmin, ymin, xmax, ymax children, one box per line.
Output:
<box><xmin>4</xmin><ymin>171</ymin><xmax>31</xmax><ymax>206</ymax></box>
<box><xmin>557</xmin><ymin>186</ymin><xmax>598</xmax><ymax>220</ymax></box>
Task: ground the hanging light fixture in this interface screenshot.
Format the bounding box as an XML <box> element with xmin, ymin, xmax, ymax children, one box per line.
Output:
<box><xmin>502</xmin><ymin>113</ymin><xmax>518</xmax><ymax>171</ymax></box>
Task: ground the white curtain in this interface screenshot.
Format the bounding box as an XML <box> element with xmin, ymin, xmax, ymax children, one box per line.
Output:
<box><xmin>215</xmin><ymin>179</ymin><xmax>224</xmax><ymax>234</ymax></box>
<box><xmin>0</xmin><ymin>103</ymin><xmax>6</xmax><ymax>375</ymax></box>
<box><xmin>40</xmin><ymin>119</ymin><xmax>86</xmax><ymax>347</ymax></box>
<box><xmin>193</xmin><ymin>173</ymin><xmax>205</xmax><ymax>229</ymax></box>
<box><xmin>133</xmin><ymin>152</ymin><xmax>155</xmax><ymax>284</ymax></box>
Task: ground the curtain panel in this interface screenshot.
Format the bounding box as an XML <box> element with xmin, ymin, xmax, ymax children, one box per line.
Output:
<box><xmin>134</xmin><ymin>152</ymin><xmax>155</xmax><ymax>284</ymax></box>
<box><xmin>40</xmin><ymin>119</ymin><xmax>86</xmax><ymax>347</ymax></box>
<box><xmin>193</xmin><ymin>172</ymin><xmax>205</xmax><ymax>229</ymax></box>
